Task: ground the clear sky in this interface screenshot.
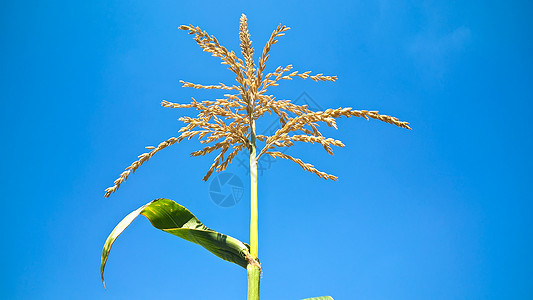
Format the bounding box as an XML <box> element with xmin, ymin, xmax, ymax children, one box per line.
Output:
<box><xmin>1</xmin><ymin>1</ymin><xmax>532</xmax><ymax>299</ymax></box>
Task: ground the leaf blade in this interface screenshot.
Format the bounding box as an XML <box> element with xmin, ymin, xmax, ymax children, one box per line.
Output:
<box><xmin>100</xmin><ymin>202</ymin><xmax>151</xmax><ymax>288</ymax></box>
<box><xmin>100</xmin><ymin>198</ymin><xmax>250</xmax><ymax>287</ymax></box>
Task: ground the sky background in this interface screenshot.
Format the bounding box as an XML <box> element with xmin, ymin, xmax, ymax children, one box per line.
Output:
<box><xmin>1</xmin><ymin>0</ymin><xmax>532</xmax><ymax>299</ymax></box>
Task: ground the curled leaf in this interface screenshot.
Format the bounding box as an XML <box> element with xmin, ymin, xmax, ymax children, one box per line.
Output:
<box><xmin>101</xmin><ymin>198</ymin><xmax>250</xmax><ymax>287</ymax></box>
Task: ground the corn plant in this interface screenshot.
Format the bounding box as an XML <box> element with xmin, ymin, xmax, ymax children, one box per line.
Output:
<box><xmin>100</xmin><ymin>14</ymin><xmax>411</xmax><ymax>300</ymax></box>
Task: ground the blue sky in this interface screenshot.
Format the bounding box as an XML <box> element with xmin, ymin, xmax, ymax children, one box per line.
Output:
<box><xmin>1</xmin><ymin>1</ymin><xmax>532</xmax><ymax>299</ymax></box>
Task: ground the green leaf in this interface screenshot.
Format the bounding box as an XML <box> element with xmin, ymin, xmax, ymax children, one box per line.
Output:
<box><xmin>101</xmin><ymin>198</ymin><xmax>250</xmax><ymax>287</ymax></box>
<box><xmin>302</xmin><ymin>297</ymin><xmax>334</xmax><ymax>300</ymax></box>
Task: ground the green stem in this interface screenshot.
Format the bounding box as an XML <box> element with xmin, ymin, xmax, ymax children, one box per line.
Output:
<box><xmin>248</xmin><ymin>120</ymin><xmax>259</xmax><ymax>300</ymax></box>
<box><xmin>247</xmin><ymin>264</ymin><xmax>260</xmax><ymax>300</ymax></box>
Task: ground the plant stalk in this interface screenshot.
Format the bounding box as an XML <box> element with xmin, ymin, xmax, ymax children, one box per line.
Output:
<box><xmin>250</xmin><ymin>135</ymin><xmax>258</xmax><ymax>258</ymax></box>
<box><xmin>247</xmin><ymin>264</ymin><xmax>260</xmax><ymax>300</ymax></box>
<box><xmin>248</xmin><ymin>120</ymin><xmax>260</xmax><ymax>300</ymax></box>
